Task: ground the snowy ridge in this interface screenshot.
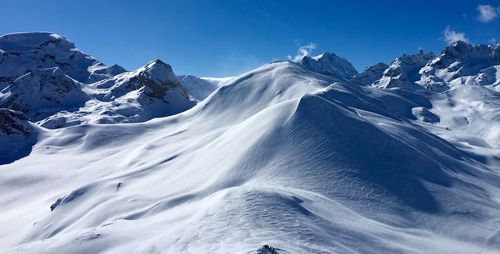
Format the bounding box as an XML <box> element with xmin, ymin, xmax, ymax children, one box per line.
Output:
<box><xmin>40</xmin><ymin>60</ymin><xmax>195</xmax><ymax>128</ymax></box>
<box><xmin>0</xmin><ymin>33</ymin><xmax>500</xmax><ymax>253</ymax></box>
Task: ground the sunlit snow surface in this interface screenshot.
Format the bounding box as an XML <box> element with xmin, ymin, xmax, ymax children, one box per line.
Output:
<box><xmin>1</xmin><ymin>35</ymin><xmax>500</xmax><ymax>253</ymax></box>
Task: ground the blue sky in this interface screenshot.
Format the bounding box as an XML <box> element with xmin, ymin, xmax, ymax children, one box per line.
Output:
<box><xmin>2</xmin><ymin>0</ymin><xmax>499</xmax><ymax>77</ymax></box>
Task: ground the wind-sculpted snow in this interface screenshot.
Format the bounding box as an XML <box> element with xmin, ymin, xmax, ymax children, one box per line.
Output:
<box><xmin>1</xmin><ymin>33</ymin><xmax>500</xmax><ymax>253</ymax></box>
<box><xmin>1</xmin><ymin>59</ymin><xmax>500</xmax><ymax>253</ymax></box>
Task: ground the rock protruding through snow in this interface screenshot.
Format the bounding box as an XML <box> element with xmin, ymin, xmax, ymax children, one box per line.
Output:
<box><xmin>299</xmin><ymin>52</ymin><xmax>358</xmax><ymax>79</ymax></box>
<box><xmin>0</xmin><ymin>108</ymin><xmax>37</xmax><ymax>164</ymax></box>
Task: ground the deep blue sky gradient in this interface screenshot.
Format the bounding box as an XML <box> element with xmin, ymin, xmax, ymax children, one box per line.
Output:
<box><xmin>2</xmin><ymin>0</ymin><xmax>499</xmax><ymax>76</ymax></box>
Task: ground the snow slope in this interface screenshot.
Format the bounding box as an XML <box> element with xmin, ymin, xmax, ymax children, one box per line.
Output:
<box><xmin>0</xmin><ymin>34</ymin><xmax>500</xmax><ymax>254</ymax></box>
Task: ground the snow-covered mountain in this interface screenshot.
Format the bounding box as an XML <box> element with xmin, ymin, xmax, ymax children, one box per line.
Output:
<box><xmin>38</xmin><ymin>59</ymin><xmax>195</xmax><ymax>128</ymax></box>
<box><xmin>1</xmin><ymin>33</ymin><xmax>500</xmax><ymax>254</ymax></box>
<box><xmin>0</xmin><ymin>32</ymin><xmax>125</xmax><ymax>91</ymax></box>
<box><xmin>373</xmin><ymin>50</ymin><xmax>435</xmax><ymax>89</ymax></box>
<box><xmin>0</xmin><ymin>33</ymin><xmax>197</xmax><ymax>128</ymax></box>
<box><xmin>419</xmin><ymin>41</ymin><xmax>500</xmax><ymax>90</ymax></box>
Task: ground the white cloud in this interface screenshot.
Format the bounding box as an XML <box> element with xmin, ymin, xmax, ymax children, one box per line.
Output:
<box><xmin>443</xmin><ymin>26</ymin><xmax>470</xmax><ymax>45</ymax></box>
<box><xmin>477</xmin><ymin>4</ymin><xmax>498</xmax><ymax>23</ymax></box>
<box><xmin>288</xmin><ymin>43</ymin><xmax>316</xmax><ymax>62</ymax></box>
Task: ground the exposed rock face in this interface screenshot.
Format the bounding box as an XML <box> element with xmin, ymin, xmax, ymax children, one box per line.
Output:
<box><xmin>0</xmin><ymin>109</ymin><xmax>31</xmax><ymax>135</ymax></box>
<box><xmin>39</xmin><ymin>60</ymin><xmax>196</xmax><ymax>128</ymax></box>
<box><xmin>256</xmin><ymin>245</ymin><xmax>278</xmax><ymax>254</ymax></box>
<box><xmin>374</xmin><ymin>50</ymin><xmax>435</xmax><ymax>89</ymax></box>
<box><xmin>419</xmin><ymin>42</ymin><xmax>500</xmax><ymax>90</ymax></box>
<box><xmin>99</xmin><ymin>59</ymin><xmax>188</xmax><ymax>100</ymax></box>
<box><xmin>0</xmin><ymin>67</ymin><xmax>89</xmax><ymax>120</ymax></box>
<box><xmin>412</xmin><ymin>107</ymin><xmax>440</xmax><ymax>123</ymax></box>
<box><xmin>299</xmin><ymin>52</ymin><xmax>358</xmax><ymax>79</ymax></box>
<box><xmin>0</xmin><ymin>109</ymin><xmax>37</xmax><ymax>164</ymax></box>
<box><xmin>354</xmin><ymin>62</ymin><xmax>389</xmax><ymax>85</ymax></box>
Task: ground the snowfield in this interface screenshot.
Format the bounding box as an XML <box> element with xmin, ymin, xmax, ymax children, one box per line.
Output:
<box><xmin>1</xmin><ymin>33</ymin><xmax>500</xmax><ymax>254</ymax></box>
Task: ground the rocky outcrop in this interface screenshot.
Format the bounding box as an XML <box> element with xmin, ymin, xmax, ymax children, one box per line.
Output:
<box><xmin>0</xmin><ymin>109</ymin><xmax>37</xmax><ymax>164</ymax></box>
<box><xmin>299</xmin><ymin>52</ymin><xmax>358</xmax><ymax>79</ymax></box>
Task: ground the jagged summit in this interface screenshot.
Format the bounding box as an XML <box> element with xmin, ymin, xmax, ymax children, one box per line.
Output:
<box><xmin>299</xmin><ymin>51</ymin><xmax>358</xmax><ymax>79</ymax></box>
<box><xmin>419</xmin><ymin>42</ymin><xmax>500</xmax><ymax>89</ymax></box>
<box><xmin>431</xmin><ymin>41</ymin><xmax>499</xmax><ymax>70</ymax></box>
<box><xmin>373</xmin><ymin>50</ymin><xmax>435</xmax><ymax>89</ymax></box>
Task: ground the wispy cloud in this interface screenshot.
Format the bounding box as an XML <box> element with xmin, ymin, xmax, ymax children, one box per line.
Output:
<box><xmin>288</xmin><ymin>43</ymin><xmax>316</xmax><ymax>62</ymax></box>
<box><xmin>477</xmin><ymin>4</ymin><xmax>499</xmax><ymax>23</ymax></box>
<box><xmin>443</xmin><ymin>26</ymin><xmax>469</xmax><ymax>45</ymax></box>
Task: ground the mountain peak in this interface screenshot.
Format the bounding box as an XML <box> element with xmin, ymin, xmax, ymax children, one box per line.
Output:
<box><xmin>0</xmin><ymin>32</ymin><xmax>73</xmax><ymax>52</ymax></box>
<box><xmin>299</xmin><ymin>51</ymin><xmax>358</xmax><ymax>79</ymax></box>
<box><xmin>373</xmin><ymin>51</ymin><xmax>434</xmax><ymax>89</ymax></box>
<box><xmin>420</xmin><ymin>42</ymin><xmax>500</xmax><ymax>87</ymax></box>
<box><xmin>0</xmin><ymin>32</ymin><xmax>125</xmax><ymax>84</ymax></box>
<box><xmin>311</xmin><ymin>51</ymin><xmax>337</xmax><ymax>60</ymax></box>
<box><xmin>138</xmin><ymin>59</ymin><xmax>177</xmax><ymax>84</ymax></box>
